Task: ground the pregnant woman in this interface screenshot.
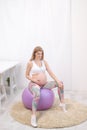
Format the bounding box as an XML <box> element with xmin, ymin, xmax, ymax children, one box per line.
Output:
<box><xmin>25</xmin><ymin>46</ymin><xmax>67</xmax><ymax>127</ymax></box>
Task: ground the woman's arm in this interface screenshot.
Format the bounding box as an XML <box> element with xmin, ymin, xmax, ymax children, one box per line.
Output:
<box><xmin>25</xmin><ymin>61</ymin><xmax>33</xmax><ymax>81</ymax></box>
<box><xmin>44</xmin><ymin>60</ymin><xmax>63</xmax><ymax>87</ymax></box>
<box><xmin>25</xmin><ymin>61</ymin><xmax>40</xmax><ymax>84</ymax></box>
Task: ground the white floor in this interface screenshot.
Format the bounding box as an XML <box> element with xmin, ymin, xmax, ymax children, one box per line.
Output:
<box><xmin>0</xmin><ymin>88</ymin><xmax>87</xmax><ymax>130</ymax></box>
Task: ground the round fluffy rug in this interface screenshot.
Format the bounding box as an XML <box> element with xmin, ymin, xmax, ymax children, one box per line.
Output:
<box><xmin>10</xmin><ymin>99</ymin><xmax>87</xmax><ymax>128</ymax></box>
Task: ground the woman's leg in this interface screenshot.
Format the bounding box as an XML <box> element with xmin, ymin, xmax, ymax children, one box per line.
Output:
<box><xmin>43</xmin><ymin>81</ymin><xmax>67</xmax><ymax>112</ymax></box>
<box><xmin>29</xmin><ymin>83</ymin><xmax>40</xmax><ymax>127</ymax></box>
<box><xmin>31</xmin><ymin>85</ymin><xmax>40</xmax><ymax>114</ymax></box>
<box><xmin>43</xmin><ymin>81</ymin><xmax>64</xmax><ymax>103</ymax></box>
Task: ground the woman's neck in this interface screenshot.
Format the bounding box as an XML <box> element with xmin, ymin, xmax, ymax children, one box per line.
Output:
<box><xmin>34</xmin><ymin>59</ymin><xmax>42</xmax><ymax>67</ymax></box>
<box><xmin>34</xmin><ymin>58</ymin><xmax>42</xmax><ymax>62</ymax></box>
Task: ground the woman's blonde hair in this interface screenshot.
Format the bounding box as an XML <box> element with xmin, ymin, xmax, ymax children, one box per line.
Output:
<box><xmin>30</xmin><ymin>46</ymin><xmax>44</xmax><ymax>61</ymax></box>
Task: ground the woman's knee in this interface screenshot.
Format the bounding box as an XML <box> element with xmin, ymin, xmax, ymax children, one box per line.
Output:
<box><xmin>44</xmin><ymin>81</ymin><xmax>57</xmax><ymax>89</ymax></box>
<box><xmin>35</xmin><ymin>91</ymin><xmax>40</xmax><ymax>100</ymax></box>
<box><xmin>32</xmin><ymin>86</ymin><xmax>40</xmax><ymax>99</ymax></box>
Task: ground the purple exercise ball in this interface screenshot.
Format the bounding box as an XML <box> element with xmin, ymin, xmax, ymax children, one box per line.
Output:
<box><xmin>22</xmin><ymin>87</ymin><xmax>54</xmax><ymax>110</ymax></box>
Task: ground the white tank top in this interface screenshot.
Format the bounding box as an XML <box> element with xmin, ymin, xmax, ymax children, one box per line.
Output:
<box><xmin>30</xmin><ymin>60</ymin><xmax>46</xmax><ymax>76</ymax></box>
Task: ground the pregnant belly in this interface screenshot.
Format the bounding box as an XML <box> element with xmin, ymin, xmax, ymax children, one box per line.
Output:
<box><xmin>32</xmin><ymin>73</ymin><xmax>47</xmax><ymax>86</ymax></box>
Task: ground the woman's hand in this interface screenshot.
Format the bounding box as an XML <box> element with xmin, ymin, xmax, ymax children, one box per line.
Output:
<box><xmin>31</xmin><ymin>78</ymin><xmax>40</xmax><ymax>84</ymax></box>
<box><xmin>31</xmin><ymin>73</ymin><xmax>47</xmax><ymax>86</ymax></box>
<box><xmin>31</xmin><ymin>77</ymin><xmax>43</xmax><ymax>86</ymax></box>
<box><xmin>57</xmin><ymin>80</ymin><xmax>63</xmax><ymax>88</ymax></box>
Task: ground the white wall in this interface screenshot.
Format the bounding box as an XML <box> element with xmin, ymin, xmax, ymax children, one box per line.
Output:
<box><xmin>71</xmin><ymin>0</ymin><xmax>87</xmax><ymax>91</ymax></box>
<box><xmin>0</xmin><ymin>0</ymin><xmax>72</xmax><ymax>90</ymax></box>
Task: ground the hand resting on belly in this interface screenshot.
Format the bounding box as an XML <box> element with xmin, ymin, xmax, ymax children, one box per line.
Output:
<box><xmin>32</xmin><ymin>73</ymin><xmax>47</xmax><ymax>86</ymax></box>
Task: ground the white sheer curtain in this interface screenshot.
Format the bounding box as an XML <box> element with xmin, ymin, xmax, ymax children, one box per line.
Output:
<box><xmin>0</xmin><ymin>0</ymin><xmax>72</xmax><ymax>90</ymax></box>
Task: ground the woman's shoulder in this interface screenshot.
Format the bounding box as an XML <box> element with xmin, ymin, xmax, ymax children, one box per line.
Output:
<box><xmin>43</xmin><ymin>60</ymin><xmax>48</xmax><ymax>64</ymax></box>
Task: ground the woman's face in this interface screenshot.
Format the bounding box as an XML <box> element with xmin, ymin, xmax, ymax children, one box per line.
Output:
<box><xmin>35</xmin><ymin>51</ymin><xmax>43</xmax><ymax>60</ymax></box>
